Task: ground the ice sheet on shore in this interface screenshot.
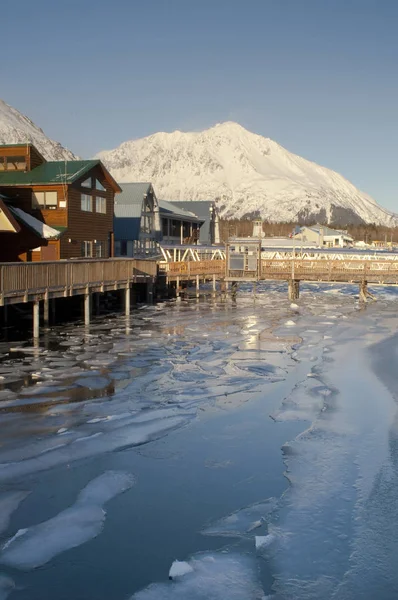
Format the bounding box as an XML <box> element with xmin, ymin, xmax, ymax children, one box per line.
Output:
<box><xmin>202</xmin><ymin>498</ymin><xmax>277</xmax><ymax>537</ymax></box>
<box><xmin>131</xmin><ymin>553</ymin><xmax>264</xmax><ymax>599</ymax></box>
<box><xmin>0</xmin><ymin>471</ymin><xmax>134</xmax><ymax>570</ymax></box>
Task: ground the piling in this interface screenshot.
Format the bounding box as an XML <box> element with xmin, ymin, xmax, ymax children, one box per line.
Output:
<box><xmin>84</xmin><ymin>293</ymin><xmax>91</xmax><ymax>327</ymax></box>
<box><xmin>288</xmin><ymin>279</ymin><xmax>300</xmax><ymax>301</ymax></box>
<box><xmin>33</xmin><ymin>300</ymin><xmax>40</xmax><ymax>339</ymax></box>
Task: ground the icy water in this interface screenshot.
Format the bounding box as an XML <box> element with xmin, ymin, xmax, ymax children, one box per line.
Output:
<box><xmin>1</xmin><ymin>283</ymin><xmax>398</xmax><ymax>599</ymax></box>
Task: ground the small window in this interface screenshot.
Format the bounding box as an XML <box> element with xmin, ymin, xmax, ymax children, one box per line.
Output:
<box><xmin>81</xmin><ymin>194</ymin><xmax>92</xmax><ymax>212</ymax></box>
<box><xmin>95</xmin><ymin>241</ymin><xmax>105</xmax><ymax>257</ymax></box>
<box><xmin>81</xmin><ymin>178</ymin><xmax>92</xmax><ymax>188</ymax></box>
<box><xmin>120</xmin><ymin>240</ymin><xmax>127</xmax><ymax>256</ymax></box>
<box><xmin>96</xmin><ymin>196</ymin><xmax>106</xmax><ymax>214</ymax></box>
<box><xmin>32</xmin><ymin>190</ymin><xmax>58</xmax><ymax>209</ymax></box>
<box><xmin>95</xmin><ymin>179</ymin><xmax>106</xmax><ymax>191</ymax></box>
<box><xmin>162</xmin><ymin>218</ymin><xmax>169</xmax><ymax>236</ymax></box>
<box><xmin>81</xmin><ymin>241</ymin><xmax>93</xmax><ymax>257</ymax></box>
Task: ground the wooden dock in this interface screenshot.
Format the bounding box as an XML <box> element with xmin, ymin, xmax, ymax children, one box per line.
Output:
<box><xmin>0</xmin><ymin>258</ymin><xmax>157</xmax><ymax>336</ymax></box>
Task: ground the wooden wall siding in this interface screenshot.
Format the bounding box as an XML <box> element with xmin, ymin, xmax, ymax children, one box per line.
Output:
<box><xmin>0</xmin><ymin>186</ymin><xmax>68</xmax><ymax>227</ymax></box>
<box><xmin>63</xmin><ymin>169</ymin><xmax>114</xmax><ymax>259</ymax></box>
<box><xmin>0</xmin><ymin>146</ymin><xmax>27</xmax><ymax>158</ymax></box>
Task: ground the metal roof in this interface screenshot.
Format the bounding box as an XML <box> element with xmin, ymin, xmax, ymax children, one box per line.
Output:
<box><xmin>158</xmin><ymin>199</ymin><xmax>203</xmax><ymax>221</ymax></box>
<box><xmin>0</xmin><ymin>160</ymin><xmax>99</xmax><ymax>185</ymax></box>
<box><xmin>115</xmin><ymin>183</ymin><xmax>152</xmax><ymax>206</ymax></box>
<box><xmin>0</xmin><ymin>159</ymin><xmax>121</xmax><ymax>192</ymax></box>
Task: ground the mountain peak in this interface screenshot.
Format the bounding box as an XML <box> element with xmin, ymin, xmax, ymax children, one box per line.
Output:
<box><xmin>0</xmin><ymin>98</ymin><xmax>77</xmax><ymax>161</ymax></box>
<box><xmin>98</xmin><ymin>123</ymin><xmax>397</xmax><ymax>226</ymax></box>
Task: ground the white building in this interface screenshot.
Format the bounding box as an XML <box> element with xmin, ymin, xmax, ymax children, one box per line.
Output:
<box><xmin>294</xmin><ymin>225</ymin><xmax>353</xmax><ymax>248</ymax></box>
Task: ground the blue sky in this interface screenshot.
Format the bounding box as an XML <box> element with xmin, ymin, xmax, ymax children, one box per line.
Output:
<box><xmin>2</xmin><ymin>0</ymin><xmax>397</xmax><ymax>211</ymax></box>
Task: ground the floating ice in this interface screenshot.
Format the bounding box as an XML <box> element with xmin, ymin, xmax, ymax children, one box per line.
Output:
<box><xmin>0</xmin><ymin>492</ymin><xmax>30</xmax><ymax>535</ymax></box>
<box><xmin>0</xmin><ymin>471</ymin><xmax>134</xmax><ymax>570</ymax></box>
<box><xmin>131</xmin><ymin>553</ymin><xmax>264</xmax><ymax>599</ymax></box>
<box><xmin>290</xmin><ymin>303</ymin><xmax>299</xmax><ymax>310</ymax></box>
<box><xmin>202</xmin><ymin>498</ymin><xmax>277</xmax><ymax>537</ymax></box>
<box><xmin>255</xmin><ymin>534</ymin><xmax>275</xmax><ymax>549</ymax></box>
<box><xmin>284</xmin><ymin>320</ymin><xmax>296</xmax><ymax>326</ymax></box>
<box><xmin>168</xmin><ymin>560</ymin><xmax>193</xmax><ymax>579</ymax></box>
<box><xmin>77</xmin><ymin>470</ymin><xmax>135</xmax><ymax>505</ymax></box>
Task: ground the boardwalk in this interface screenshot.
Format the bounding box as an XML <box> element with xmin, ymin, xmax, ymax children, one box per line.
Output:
<box><xmin>164</xmin><ymin>257</ymin><xmax>398</xmax><ymax>285</ymax></box>
<box><xmin>0</xmin><ymin>259</ymin><xmax>157</xmax><ymax>305</ymax></box>
<box><xmin>0</xmin><ymin>258</ymin><xmax>157</xmax><ymax>337</ymax></box>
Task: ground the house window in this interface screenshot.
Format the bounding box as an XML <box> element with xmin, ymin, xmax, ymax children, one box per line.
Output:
<box><xmin>96</xmin><ymin>196</ymin><xmax>106</xmax><ymax>214</ymax></box>
<box><xmin>120</xmin><ymin>240</ymin><xmax>127</xmax><ymax>256</ymax></box>
<box><xmin>95</xmin><ymin>179</ymin><xmax>106</xmax><ymax>191</ymax></box>
<box><xmin>162</xmin><ymin>218</ymin><xmax>169</xmax><ymax>236</ymax></box>
<box><xmin>171</xmin><ymin>220</ymin><xmax>180</xmax><ymax>237</ymax></box>
<box><xmin>81</xmin><ymin>241</ymin><xmax>93</xmax><ymax>257</ymax></box>
<box><xmin>32</xmin><ymin>191</ymin><xmax>58</xmax><ymax>209</ymax></box>
<box><xmin>81</xmin><ymin>178</ymin><xmax>92</xmax><ymax>188</ymax></box>
<box><xmin>95</xmin><ymin>241</ymin><xmax>105</xmax><ymax>257</ymax></box>
<box><xmin>81</xmin><ymin>194</ymin><xmax>92</xmax><ymax>212</ymax></box>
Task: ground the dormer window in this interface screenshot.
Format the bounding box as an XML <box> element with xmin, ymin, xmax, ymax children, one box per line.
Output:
<box><xmin>0</xmin><ymin>156</ymin><xmax>27</xmax><ymax>171</ymax></box>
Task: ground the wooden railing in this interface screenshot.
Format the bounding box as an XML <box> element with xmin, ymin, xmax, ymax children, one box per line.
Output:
<box><xmin>260</xmin><ymin>259</ymin><xmax>398</xmax><ymax>283</ymax></box>
<box><xmin>164</xmin><ymin>260</ymin><xmax>226</xmax><ymax>277</ymax></box>
<box><xmin>0</xmin><ymin>259</ymin><xmax>157</xmax><ymax>301</ymax></box>
<box><xmin>162</xmin><ymin>258</ymin><xmax>398</xmax><ymax>285</ymax></box>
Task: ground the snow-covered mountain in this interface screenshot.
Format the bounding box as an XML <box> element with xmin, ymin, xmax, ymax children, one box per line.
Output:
<box><xmin>0</xmin><ymin>99</ymin><xmax>76</xmax><ymax>161</ymax></box>
<box><xmin>97</xmin><ymin>122</ymin><xmax>397</xmax><ymax>226</ymax></box>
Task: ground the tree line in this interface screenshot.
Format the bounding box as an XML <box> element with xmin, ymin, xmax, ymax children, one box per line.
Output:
<box><xmin>219</xmin><ymin>219</ymin><xmax>398</xmax><ymax>244</ymax></box>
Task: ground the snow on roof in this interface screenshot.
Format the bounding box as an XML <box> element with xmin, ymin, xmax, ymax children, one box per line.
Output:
<box><xmin>8</xmin><ymin>207</ymin><xmax>61</xmax><ymax>240</ymax></box>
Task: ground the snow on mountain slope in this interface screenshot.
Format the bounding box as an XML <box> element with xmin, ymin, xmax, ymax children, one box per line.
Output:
<box><xmin>97</xmin><ymin>122</ymin><xmax>397</xmax><ymax>226</ymax></box>
<box><xmin>0</xmin><ymin>99</ymin><xmax>76</xmax><ymax>161</ymax></box>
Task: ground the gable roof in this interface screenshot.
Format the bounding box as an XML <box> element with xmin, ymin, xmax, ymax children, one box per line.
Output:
<box><xmin>0</xmin><ymin>159</ymin><xmax>121</xmax><ymax>192</ymax></box>
<box><xmin>114</xmin><ymin>182</ymin><xmax>153</xmax><ymax>206</ymax></box>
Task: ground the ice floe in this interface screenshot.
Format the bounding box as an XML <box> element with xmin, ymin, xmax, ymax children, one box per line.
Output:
<box><xmin>202</xmin><ymin>498</ymin><xmax>277</xmax><ymax>537</ymax></box>
<box><xmin>131</xmin><ymin>553</ymin><xmax>264</xmax><ymax>599</ymax></box>
<box><xmin>0</xmin><ymin>470</ymin><xmax>134</xmax><ymax>569</ymax></box>
<box><xmin>0</xmin><ymin>492</ymin><xmax>30</xmax><ymax>535</ymax></box>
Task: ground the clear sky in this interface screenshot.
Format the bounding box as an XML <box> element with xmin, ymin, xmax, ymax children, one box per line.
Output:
<box><xmin>2</xmin><ymin>0</ymin><xmax>397</xmax><ymax>210</ymax></box>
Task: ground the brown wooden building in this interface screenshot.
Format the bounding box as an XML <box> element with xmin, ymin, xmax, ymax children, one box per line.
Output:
<box><xmin>0</xmin><ymin>143</ymin><xmax>121</xmax><ymax>261</ymax></box>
